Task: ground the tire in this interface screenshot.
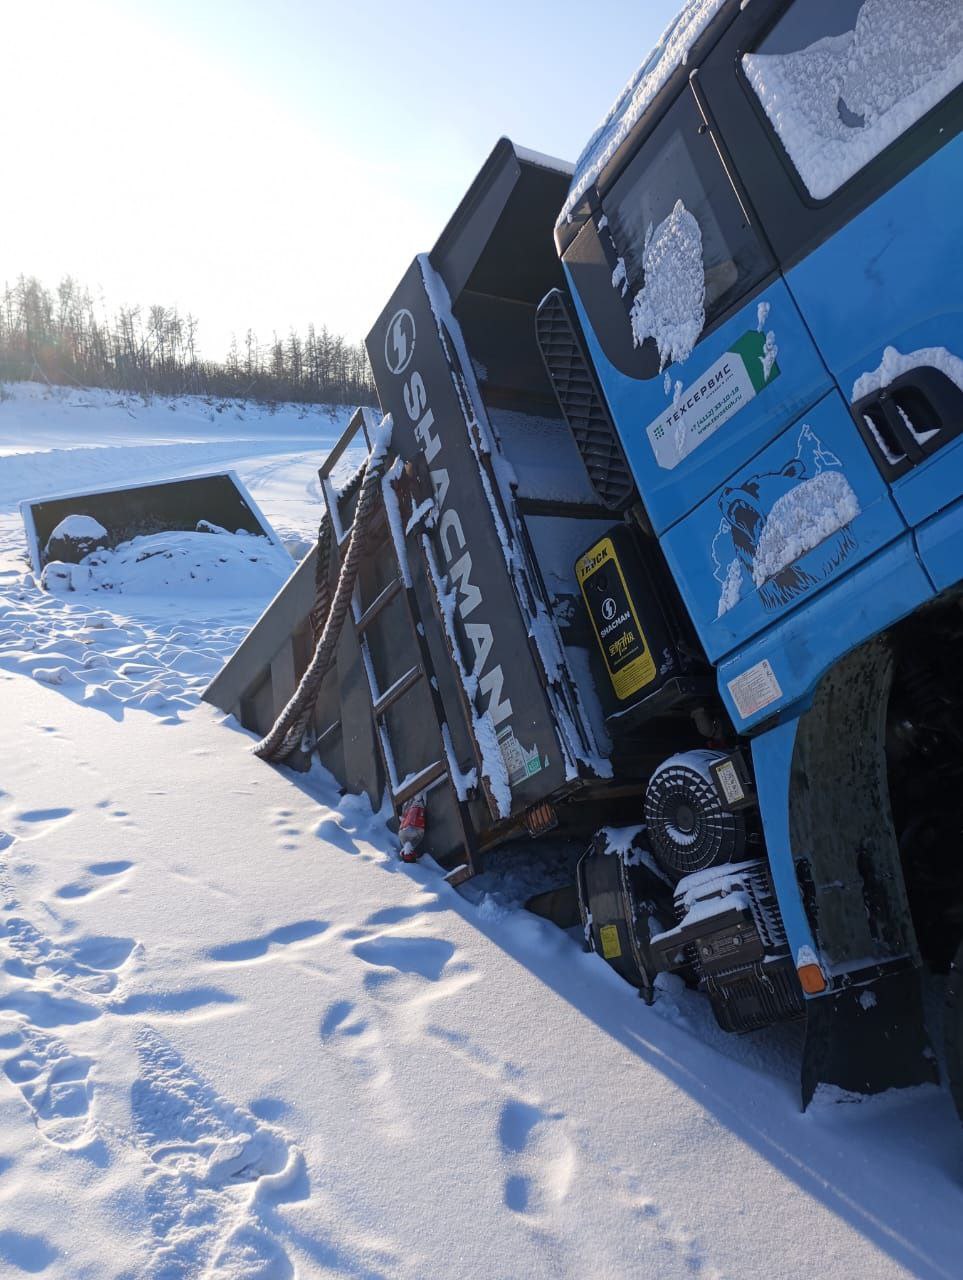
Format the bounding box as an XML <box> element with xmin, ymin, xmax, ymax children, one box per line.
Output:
<box><xmin>945</xmin><ymin>938</ymin><xmax>963</xmax><ymax>1123</ymax></box>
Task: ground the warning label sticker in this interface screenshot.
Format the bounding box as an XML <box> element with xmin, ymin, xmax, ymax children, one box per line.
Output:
<box><xmin>599</xmin><ymin>923</ymin><xmax>622</xmax><ymax>960</ymax></box>
<box><xmin>576</xmin><ymin>537</ymin><xmax>656</xmax><ymax>701</ymax></box>
<box><xmin>498</xmin><ymin>725</ymin><xmax>544</xmax><ymax>788</ymax></box>
<box><xmin>714</xmin><ymin>758</ymin><xmax>746</xmax><ymax>806</ymax></box>
<box><xmin>727</xmin><ymin>659</ymin><xmax>783</xmax><ymax>721</ymax></box>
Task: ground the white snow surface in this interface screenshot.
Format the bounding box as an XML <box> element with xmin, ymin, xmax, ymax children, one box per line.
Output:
<box><xmin>40</xmin><ymin>527</ymin><xmax>292</xmax><ymax>598</ymax></box>
<box><xmin>743</xmin><ymin>0</ymin><xmax>963</xmax><ymax>199</ymax></box>
<box><xmin>0</xmin><ymin>381</ymin><xmax>961</xmax><ymax>1277</ymax></box>
<box><xmin>627</xmin><ymin>200</ymin><xmax>706</xmax><ymax>370</ymax></box>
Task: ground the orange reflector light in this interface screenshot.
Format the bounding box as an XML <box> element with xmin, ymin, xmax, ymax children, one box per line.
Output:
<box><xmin>797</xmin><ymin>963</ymin><xmax>827</xmax><ymax>995</ymax></box>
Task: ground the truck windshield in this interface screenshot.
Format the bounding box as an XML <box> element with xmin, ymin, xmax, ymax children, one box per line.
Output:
<box><xmin>602</xmin><ymin>88</ymin><xmax>768</xmax><ymax>370</ymax></box>
<box><xmin>743</xmin><ymin>0</ymin><xmax>963</xmax><ymax>200</ymax></box>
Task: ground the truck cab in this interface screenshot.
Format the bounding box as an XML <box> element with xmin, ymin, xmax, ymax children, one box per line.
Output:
<box><xmin>540</xmin><ymin>0</ymin><xmax>963</xmax><ymax>1105</ymax></box>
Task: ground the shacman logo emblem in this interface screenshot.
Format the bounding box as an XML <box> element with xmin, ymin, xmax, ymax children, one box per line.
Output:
<box><xmin>602</xmin><ymin>597</ymin><xmax>617</xmax><ymax>621</ymax></box>
<box><xmin>385</xmin><ymin>308</ymin><xmax>416</xmax><ymax>376</ymax></box>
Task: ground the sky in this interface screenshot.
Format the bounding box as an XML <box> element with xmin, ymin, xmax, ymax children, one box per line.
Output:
<box><xmin>3</xmin><ymin>0</ymin><xmax>681</xmax><ymax>359</ymax></box>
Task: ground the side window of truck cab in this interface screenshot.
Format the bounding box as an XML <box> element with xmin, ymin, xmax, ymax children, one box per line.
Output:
<box><xmin>561</xmin><ymin>72</ymin><xmax>833</xmax><ymax>543</ymax></box>
<box><xmin>563</xmin><ymin>87</ymin><xmax>772</xmax><ymax>391</ymax></box>
<box><xmin>601</xmin><ymin>89</ymin><xmax>768</xmax><ymax>372</ymax></box>
<box><xmin>742</xmin><ymin>0</ymin><xmax>963</xmax><ymax>204</ymax></box>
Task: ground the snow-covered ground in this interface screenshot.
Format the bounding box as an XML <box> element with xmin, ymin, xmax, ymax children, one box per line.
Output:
<box><xmin>0</xmin><ymin>382</ymin><xmax>961</xmax><ymax>1279</ymax></box>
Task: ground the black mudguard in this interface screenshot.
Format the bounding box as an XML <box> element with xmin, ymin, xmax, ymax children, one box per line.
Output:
<box><xmin>801</xmin><ymin>962</ymin><xmax>938</xmax><ymax>1109</ymax></box>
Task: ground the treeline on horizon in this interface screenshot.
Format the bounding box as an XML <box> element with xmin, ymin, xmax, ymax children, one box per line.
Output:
<box><xmin>0</xmin><ymin>275</ymin><xmax>378</xmax><ymax>407</ymax></box>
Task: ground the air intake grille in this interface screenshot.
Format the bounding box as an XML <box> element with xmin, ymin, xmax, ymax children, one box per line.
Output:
<box><xmin>535</xmin><ymin>288</ymin><xmax>635</xmax><ymax>511</ymax></box>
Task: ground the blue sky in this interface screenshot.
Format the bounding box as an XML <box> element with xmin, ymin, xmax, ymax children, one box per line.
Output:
<box><xmin>3</xmin><ymin>0</ymin><xmax>680</xmax><ymax>357</ymax></box>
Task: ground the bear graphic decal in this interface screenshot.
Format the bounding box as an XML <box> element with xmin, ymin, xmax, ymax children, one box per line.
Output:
<box><xmin>712</xmin><ymin>425</ymin><xmax>861</xmax><ymax>618</ymax></box>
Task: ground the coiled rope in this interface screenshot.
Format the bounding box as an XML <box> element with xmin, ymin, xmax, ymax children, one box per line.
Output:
<box><xmin>253</xmin><ymin>428</ymin><xmax>391</xmax><ymax>763</ymax></box>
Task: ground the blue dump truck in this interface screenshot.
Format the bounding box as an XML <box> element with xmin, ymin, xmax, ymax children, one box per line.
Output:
<box><xmin>206</xmin><ymin>0</ymin><xmax>963</xmax><ymax>1124</ymax></box>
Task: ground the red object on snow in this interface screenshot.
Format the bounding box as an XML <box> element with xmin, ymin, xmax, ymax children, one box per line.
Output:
<box><xmin>398</xmin><ymin>794</ymin><xmax>426</xmax><ymax>862</ymax></box>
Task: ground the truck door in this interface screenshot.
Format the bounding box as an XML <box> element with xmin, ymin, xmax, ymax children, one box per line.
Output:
<box><xmin>561</xmin><ymin>68</ymin><xmax>906</xmax><ymax>664</ymax></box>
<box><xmin>708</xmin><ymin>0</ymin><xmax>963</xmax><ymax>587</ymax></box>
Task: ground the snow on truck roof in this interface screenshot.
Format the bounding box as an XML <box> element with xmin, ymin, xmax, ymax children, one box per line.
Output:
<box><xmin>558</xmin><ymin>0</ymin><xmax>729</xmax><ymax>228</ymax></box>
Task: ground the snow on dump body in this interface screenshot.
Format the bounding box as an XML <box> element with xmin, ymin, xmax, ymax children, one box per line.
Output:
<box><xmin>743</xmin><ymin>0</ymin><xmax>963</xmax><ymax>200</ymax></box>
<box><xmin>486</xmin><ymin>407</ymin><xmax>600</xmax><ymax>506</ymax></box>
<box><xmin>557</xmin><ymin>0</ymin><xmax>728</xmax><ymax>227</ymax></box>
<box><xmin>40</xmin><ymin>527</ymin><xmax>292</xmax><ymax>597</ymax></box>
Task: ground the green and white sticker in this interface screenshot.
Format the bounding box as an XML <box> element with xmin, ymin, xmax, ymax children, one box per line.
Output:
<box><xmin>497</xmin><ymin>724</ymin><xmax>544</xmax><ymax>788</ymax></box>
<box><xmin>647</xmin><ymin>329</ymin><xmax>780</xmax><ymax>471</ymax></box>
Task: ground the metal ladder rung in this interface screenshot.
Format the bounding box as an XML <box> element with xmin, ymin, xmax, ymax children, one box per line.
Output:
<box><xmin>355</xmin><ymin>577</ymin><xmax>404</xmax><ymax>634</ymax></box>
<box><xmin>315</xmin><ymin>719</ymin><xmax>341</xmax><ymax>747</ymax></box>
<box><xmin>372</xmin><ymin>665</ymin><xmax>423</xmax><ymax>718</ymax></box>
<box><xmin>393</xmin><ymin>759</ymin><xmax>448</xmax><ymax>807</ymax></box>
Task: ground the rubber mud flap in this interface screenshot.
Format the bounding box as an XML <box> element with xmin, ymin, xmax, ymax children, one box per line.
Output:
<box><xmin>801</xmin><ymin>966</ymin><xmax>938</xmax><ymax>1109</ymax></box>
<box><xmin>945</xmin><ymin>939</ymin><xmax>963</xmax><ymax>1125</ymax></box>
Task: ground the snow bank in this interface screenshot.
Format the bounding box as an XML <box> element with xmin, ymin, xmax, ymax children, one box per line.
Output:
<box><xmin>40</xmin><ymin>528</ymin><xmax>292</xmax><ymax>597</ymax></box>
<box><xmin>743</xmin><ymin>0</ymin><xmax>963</xmax><ymax>199</ymax></box>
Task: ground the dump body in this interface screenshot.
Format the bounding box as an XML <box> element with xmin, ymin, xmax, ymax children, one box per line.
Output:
<box><xmin>205</xmin><ymin>143</ymin><xmax>628</xmax><ymax>873</ymax></box>
<box><xmin>22</xmin><ymin>472</ymin><xmax>278</xmax><ymax>573</ymax></box>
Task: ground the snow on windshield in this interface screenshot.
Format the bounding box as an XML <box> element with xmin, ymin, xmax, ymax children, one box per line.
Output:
<box><xmin>626</xmin><ymin>199</ymin><xmax>706</xmax><ymax>369</ymax></box>
<box><xmin>743</xmin><ymin>0</ymin><xmax>963</xmax><ymax>199</ymax></box>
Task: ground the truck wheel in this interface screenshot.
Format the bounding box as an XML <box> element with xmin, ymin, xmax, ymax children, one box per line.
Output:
<box><xmin>946</xmin><ymin>938</ymin><xmax>963</xmax><ymax>1122</ymax></box>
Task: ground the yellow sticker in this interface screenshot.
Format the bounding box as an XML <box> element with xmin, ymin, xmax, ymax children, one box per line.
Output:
<box><xmin>599</xmin><ymin>923</ymin><xmax>622</xmax><ymax>960</ymax></box>
<box><xmin>577</xmin><ymin>537</ymin><xmax>656</xmax><ymax>700</ymax></box>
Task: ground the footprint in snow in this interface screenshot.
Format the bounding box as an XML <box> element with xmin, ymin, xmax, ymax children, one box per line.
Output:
<box><xmin>270</xmin><ymin>808</ymin><xmax>302</xmax><ymax>854</ymax></box>
<box><xmin>498</xmin><ymin>1098</ymin><xmax>576</xmax><ymax>1217</ymax></box>
<box><xmin>0</xmin><ymin>1022</ymin><xmax>95</xmax><ymax>1149</ymax></box>
<box><xmin>351</xmin><ymin>934</ymin><xmax>454</xmax><ymax>981</ymax></box>
<box><xmin>56</xmin><ymin>859</ymin><xmax>134</xmax><ymax>900</ymax></box>
<box><xmin>318</xmin><ymin>999</ymin><xmax>390</xmax><ymax>1085</ymax></box>
<box><xmin>0</xmin><ymin>805</ymin><xmax>75</xmax><ymax>844</ymax></box>
<box><xmin>0</xmin><ymin>986</ymin><xmax>100</xmax><ymax>1028</ymax></box>
<box><xmin>206</xmin><ymin>919</ymin><xmax>328</xmax><ymax>964</ymax></box>
<box><xmin>3</xmin><ymin>916</ymin><xmax>136</xmax><ymax>995</ymax></box>
<box><xmin>131</xmin><ymin>1028</ymin><xmax>303</xmax><ymax>1279</ymax></box>
<box><xmin>350</xmin><ymin>931</ymin><xmax>476</xmax><ymax>1013</ymax></box>
<box><xmin>94</xmin><ymin>798</ymin><xmax>136</xmax><ymax>828</ymax></box>
<box><xmin>0</xmin><ymin>1229</ymin><xmax>59</xmax><ymax>1273</ymax></box>
<box><xmin>317</xmin><ymin>998</ymin><xmax>408</xmax><ymax>1141</ymax></box>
